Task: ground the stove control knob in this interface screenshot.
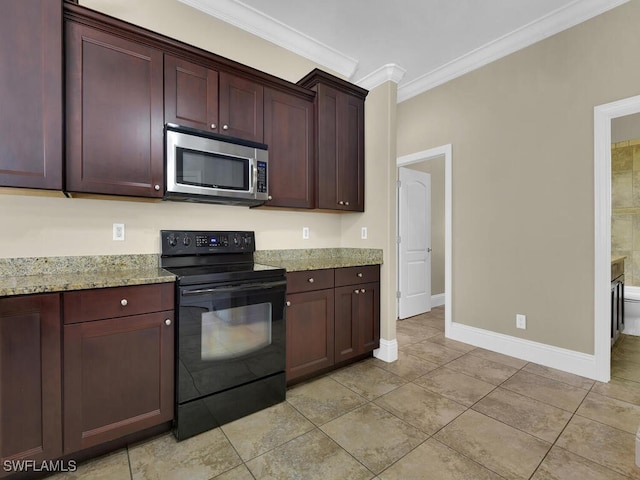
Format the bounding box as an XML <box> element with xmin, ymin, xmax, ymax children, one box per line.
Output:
<box><xmin>167</xmin><ymin>234</ymin><xmax>177</xmax><ymax>247</ymax></box>
<box><xmin>183</xmin><ymin>236</ymin><xmax>191</xmax><ymax>247</ymax></box>
<box><xmin>233</xmin><ymin>234</ymin><xmax>241</xmax><ymax>247</ymax></box>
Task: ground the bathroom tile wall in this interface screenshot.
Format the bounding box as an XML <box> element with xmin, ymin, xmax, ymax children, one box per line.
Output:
<box><xmin>611</xmin><ymin>139</ymin><xmax>640</xmax><ymax>286</ymax></box>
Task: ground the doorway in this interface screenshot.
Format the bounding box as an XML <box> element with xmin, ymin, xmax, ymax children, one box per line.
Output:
<box><xmin>397</xmin><ymin>144</ymin><xmax>452</xmax><ymax>332</ymax></box>
<box><xmin>594</xmin><ymin>94</ymin><xmax>640</xmax><ymax>382</ymax></box>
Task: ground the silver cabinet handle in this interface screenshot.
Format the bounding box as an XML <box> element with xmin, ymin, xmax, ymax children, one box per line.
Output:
<box><xmin>354</xmin><ymin>289</ymin><xmax>360</xmax><ymax>294</ymax></box>
<box><xmin>361</xmin><ymin>289</ymin><xmax>366</xmax><ymax>293</ymax></box>
<box><xmin>222</xmin><ymin>124</ymin><xmax>229</xmax><ymax>130</ymax></box>
<box><xmin>345</xmin><ymin>201</ymin><xmax>350</xmax><ymax>206</ymax></box>
<box><xmin>357</xmin><ymin>272</ymin><xmax>363</xmax><ymax>278</ymax></box>
<box><xmin>210</xmin><ymin>123</ymin><xmax>217</xmax><ymax>129</ymax></box>
<box><xmin>120</xmin><ymin>299</ymin><xmax>128</xmax><ymax>306</ymax></box>
<box><xmin>308</xmin><ymin>278</ymin><xmax>314</xmax><ymax>283</ymax></box>
<box><xmin>165</xmin><ymin>319</ymin><xmax>172</xmax><ymax>326</ymax></box>
<box><xmin>286</xmin><ymin>301</ymin><xmax>291</xmax><ymax>307</ymax></box>
<box><xmin>338</xmin><ymin>201</ymin><xmax>344</xmax><ymax>205</ymax></box>
<box><xmin>268</xmin><ymin>195</ymin><xmax>273</xmax><ymax>201</ymax></box>
<box><xmin>154</xmin><ymin>184</ymin><xmax>160</xmax><ymax>191</ymax></box>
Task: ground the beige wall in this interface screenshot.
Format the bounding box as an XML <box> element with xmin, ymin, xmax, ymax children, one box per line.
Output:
<box><xmin>405</xmin><ymin>158</ymin><xmax>445</xmax><ymax>295</ymax></box>
<box><xmin>345</xmin><ymin>81</ymin><xmax>398</xmax><ymax>341</ymax></box>
<box><xmin>397</xmin><ymin>0</ymin><xmax>640</xmax><ymax>354</ymax></box>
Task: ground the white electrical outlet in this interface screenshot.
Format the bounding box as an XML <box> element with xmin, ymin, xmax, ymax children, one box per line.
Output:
<box><xmin>113</xmin><ymin>223</ymin><xmax>125</xmax><ymax>241</ymax></box>
<box><xmin>361</xmin><ymin>227</ymin><xmax>368</xmax><ymax>239</ymax></box>
<box><xmin>516</xmin><ymin>314</ymin><xmax>526</xmax><ymax>329</ymax></box>
<box><xmin>302</xmin><ymin>227</ymin><xmax>309</xmax><ymax>240</ymax></box>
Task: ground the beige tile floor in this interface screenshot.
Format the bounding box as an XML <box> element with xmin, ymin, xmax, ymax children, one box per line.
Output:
<box><xmin>50</xmin><ymin>306</ymin><xmax>640</xmax><ymax>479</ymax></box>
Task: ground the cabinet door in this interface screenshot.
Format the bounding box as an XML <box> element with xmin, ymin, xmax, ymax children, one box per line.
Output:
<box><xmin>314</xmin><ymin>83</ymin><xmax>365</xmax><ymax>212</ymax></box>
<box><xmin>338</xmin><ymin>94</ymin><xmax>365</xmax><ymax>212</ymax></box>
<box><xmin>0</xmin><ymin>294</ymin><xmax>62</xmax><ymax>469</ymax></box>
<box><xmin>358</xmin><ymin>282</ymin><xmax>380</xmax><ymax>353</ymax></box>
<box><xmin>0</xmin><ymin>0</ymin><xmax>62</xmax><ymax>190</ymax></box>
<box><xmin>335</xmin><ymin>282</ymin><xmax>380</xmax><ymax>362</ymax></box>
<box><xmin>164</xmin><ymin>54</ymin><xmax>219</xmax><ymax>133</ymax></box>
<box><xmin>334</xmin><ymin>284</ymin><xmax>359</xmax><ymax>363</ymax></box>
<box><xmin>219</xmin><ymin>72</ymin><xmax>264</xmax><ymax>143</ymax></box>
<box><xmin>63</xmin><ymin>311</ymin><xmax>174</xmax><ymax>453</ymax></box>
<box><xmin>286</xmin><ymin>290</ymin><xmax>334</xmax><ymax>382</ymax></box>
<box><xmin>65</xmin><ymin>22</ymin><xmax>164</xmax><ymax>197</ymax></box>
<box><xmin>264</xmin><ymin>88</ymin><xmax>314</xmax><ymax>208</ymax></box>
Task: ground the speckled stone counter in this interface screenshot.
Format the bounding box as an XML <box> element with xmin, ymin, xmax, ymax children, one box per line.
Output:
<box><xmin>255</xmin><ymin>248</ymin><xmax>383</xmax><ymax>272</ymax></box>
<box><xmin>0</xmin><ymin>254</ymin><xmax>175</xmax><ymax>297</ymax></box>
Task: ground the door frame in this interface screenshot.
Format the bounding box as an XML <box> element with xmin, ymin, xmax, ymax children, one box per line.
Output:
<box><xmin>397</xmin><ymin>144</ymin><xmax>452</xmax><ymax>333</ymax></box>
<box><xmin>594</xmin><ymin>94</ymin><xmax>640</xmax><ymax>382</ymax></box>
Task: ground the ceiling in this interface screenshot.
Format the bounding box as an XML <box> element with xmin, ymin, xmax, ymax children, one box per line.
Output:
<box><xmin>178</xmin><ymin>0</ymin><xmax>628</xmax><ymax>102</ymax></box>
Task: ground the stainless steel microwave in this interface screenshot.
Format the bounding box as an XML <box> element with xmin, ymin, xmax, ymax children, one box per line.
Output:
<box><xmin>164</xmin><ymin>124</ymin><xmax>268</xmax><ymax>206</ymax></box>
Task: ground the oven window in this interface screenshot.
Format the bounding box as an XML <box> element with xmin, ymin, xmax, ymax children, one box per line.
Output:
<box><xmin>177</xmin><ymin>147</ymin><xmax>249</xmax><ymax>191</ymax></box>
<box><xmin>201</xmin><ymin>302</ymin><xmax>272</xmax><ymax>360</ymax></box>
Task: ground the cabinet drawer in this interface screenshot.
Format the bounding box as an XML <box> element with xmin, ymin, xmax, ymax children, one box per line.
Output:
<box><xmin>287</xmin><ymin>269</ymin><xmax>334</xmax><ymax>293</ymax></box>
<box><xmin>335</xmin><ymin>265</ymin><xmax>380</xmax><ymax>287</ymax></box>
<box><xmin>64</xmin><ymin>283</ymin><xmax>174</xmax><ymax>324</ymax></box>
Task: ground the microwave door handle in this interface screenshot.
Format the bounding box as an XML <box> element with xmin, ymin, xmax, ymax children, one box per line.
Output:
<box><xmin>182</xmin><ymin>279</ymin><xmax>287</xmax><ymax>296</ymax></box>
<box><xmin>252</xmin><ymin>162</ymin><xmax>258</xmax><ymax>194</ymax></box>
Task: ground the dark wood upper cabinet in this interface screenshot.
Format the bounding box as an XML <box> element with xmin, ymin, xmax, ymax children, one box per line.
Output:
<box><xmin>0</xmin><ymin>0</ymin><xmax>62</xmax><ymax>190</ymax></box>
<box><xmin>219</xmin><ymin>72</ymin><xmax>264</xmax><ymax>143</ymax></box>
<box><xmin>264</xmin><ymin>88</ymin><xmax>315</xmax><ymax>208</ymax></box>
<box><xmin>299</xmin><ymin>69</ymin><xmax>367</xmax><ymax>212</ymax></box>
<box><xmin>164</xmin><ymin>54</ymin><xmax>219</xmax><ymax>132</ymax></box>
<box><xmin>165</xmin><ymin>54</ymin><xmax>264</xmax><ymax>143</ymax></box>
<box><xmin>0</xmin><ymin>294</ymin><xmax>62</xmax><ymax>474</ymax></box>
<box><xmin>65</xmin><ymin>21</ymin><xmax>164</xmax><ymax>197</ymax></box>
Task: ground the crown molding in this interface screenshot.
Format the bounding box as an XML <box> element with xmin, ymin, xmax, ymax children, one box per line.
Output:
<box><xmin>397</xmin><ymin>0</ymin><xmax>630</xmax><ymax>103</ymax></box>
<box><xmin>357</xmin><ymin>64</ymin><xmax>406</xmax><ymax>91</ymax></box>
<box><xmin>177</xmin><ymin>0</ymin><xmax>358</xmax><ymax>79</ymax></box>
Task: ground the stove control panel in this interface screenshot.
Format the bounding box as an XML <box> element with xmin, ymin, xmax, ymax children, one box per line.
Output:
<box><xmin>161</xmin><ymin>230</ymin><xmax>255</xmax><ymax>255</ymax></box>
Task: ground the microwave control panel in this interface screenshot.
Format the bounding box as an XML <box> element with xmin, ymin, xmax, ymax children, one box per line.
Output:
<box><xmin>256</xmin><ymin>161</ymin><xmax>267</xmax><ymax>194</ymax></box>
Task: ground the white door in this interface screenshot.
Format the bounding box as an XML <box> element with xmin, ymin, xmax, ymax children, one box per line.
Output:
<box><xmin>398</xmin><ymin>166</ymin><xmax>431</xmax><ymax>319</ymax></box>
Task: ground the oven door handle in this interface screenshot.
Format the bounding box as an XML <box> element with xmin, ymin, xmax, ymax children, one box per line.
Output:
<box><xmin>181</xmin><ymin>279</ymin><xmax>287</xmax><ymax>296</ymax></box>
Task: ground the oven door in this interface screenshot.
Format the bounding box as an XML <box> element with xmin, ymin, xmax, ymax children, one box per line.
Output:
<box><xmin>176</xmin><ymin>277</ymin><xmax>286</xmax><ymax>404</ymax></box>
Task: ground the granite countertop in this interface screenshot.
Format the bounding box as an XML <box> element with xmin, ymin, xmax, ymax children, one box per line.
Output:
<box><xmin>255</xmin><ymin>248</ymin><xmax>383</xmax><ymax>272</ymax></box>
<box><xmin>0</xmin><ymin>255</ymin><xmax>175</xmax><ymax>297</ymax></box>
<box><xmin>0</xmin><ymin>248</ymin><xmax>383</xmax><ymax>297</ymax></box>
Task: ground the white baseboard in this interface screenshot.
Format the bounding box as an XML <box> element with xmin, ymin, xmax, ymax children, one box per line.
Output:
<box><xmin>374</xmin><ymin>338</ymin><xmax>398</xmax><ymax>363</ymax></box>
<box><xmin>431</xmin><ymin>293</ymin><xmax>445</xmax><ymax>308</ymax></box>
<box><xmin>447</xmin><ymin>321</ymin><xmax>599</xmax><ymax>380</ymax></box>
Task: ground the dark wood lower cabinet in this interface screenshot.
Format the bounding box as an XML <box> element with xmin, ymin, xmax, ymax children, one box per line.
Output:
<box><xmin>63</xmin><ymin>310</ymin><xmax>174</xmax><ymax>454</ymax></box>
<box><xmin>285</xmin><ymin>266</ymin><xmax>380</xmax><ymax>384</ymax></box>
<box><xmin>286</xmin><ymin>289</ymin><xmax>334</xmax><ymax>381</ymax></box>
<box><xmin>335</xmin><ymin>282</ymin><xmax>380</xmax><ymax>363</ymax></box>
<box><xmin>0</xmin><ymin>294</ymin><xmax>62</xmax><ymax>476</ymax></box>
